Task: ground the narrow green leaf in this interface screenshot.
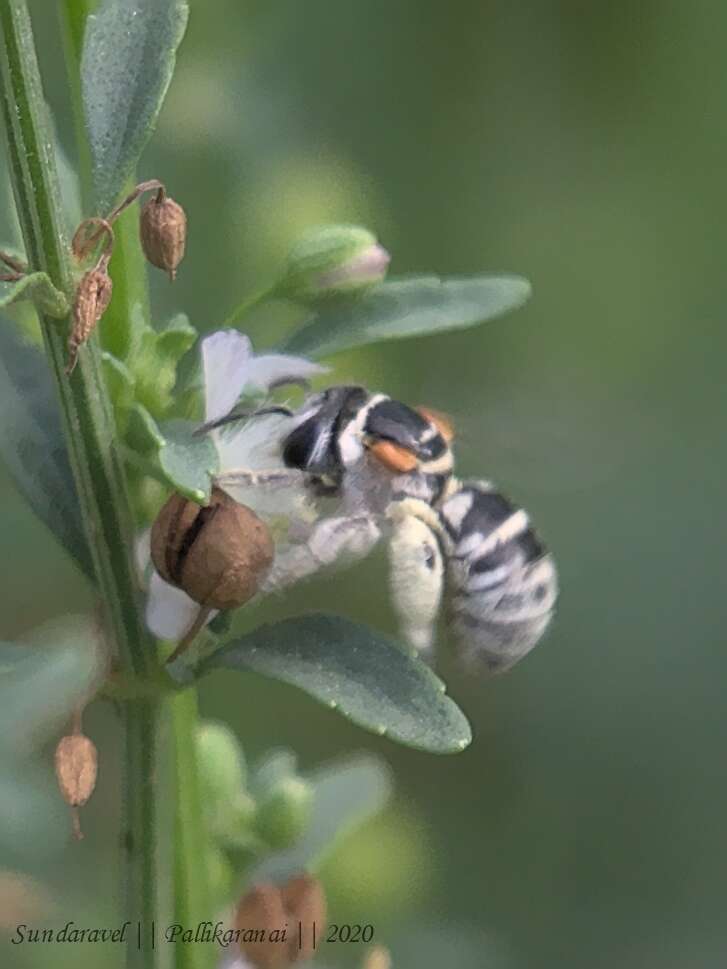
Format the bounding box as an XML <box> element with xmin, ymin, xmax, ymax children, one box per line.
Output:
<box><xmin>281</xmin><ymin>274</ymin><xmax>532</xmax><ymax>358</ymax></box>
<box><xmin>159</xmin><ymin>419</ymin><xmax>219</xmax><ymax>503</ymax></box>
<box><xmin>0</xmin><ymin>270</ymin><xmax>68</xmax><ymax>317</ymax></box>
<box><xmin>255</xmin><ymin>754</ymin><xmax>392</xmax><ymax>880</ymax></box>
<box><xmin>0</xmin><ymin>324</ymin><xmax>93</xmax><ymax>577</ymax></box>
<box><xmin>81</xmin><ymin>0</ymin><xmax>189</xmax><ymax>211</ymax></box>
<box><xmin>199</xmin><ymin>614</ymin><xmax>472</xmax><ymax>754</ymax></box>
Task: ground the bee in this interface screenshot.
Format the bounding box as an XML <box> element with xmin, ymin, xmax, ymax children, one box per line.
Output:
<box><xmin>207</xmin><ymin>387</ymin><xmax>557</xmax><ymax>673</ymax></box>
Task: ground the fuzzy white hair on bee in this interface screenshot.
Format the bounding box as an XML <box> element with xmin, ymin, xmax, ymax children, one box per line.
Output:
<box><xmin>259</xmin><ymin>513</ymin><xmax>383</xmax><ymax>596</ymax></box>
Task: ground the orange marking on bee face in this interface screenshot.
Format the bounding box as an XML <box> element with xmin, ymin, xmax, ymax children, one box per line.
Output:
<box><xmin>368</xmin><ymin>439</ymin><xmax>419</xmax><ymax>473</ymax></box>
<box><xmin>416</xmin><ymin>406</ymin><xmax>455</xmax><ymax>443</ymax></box>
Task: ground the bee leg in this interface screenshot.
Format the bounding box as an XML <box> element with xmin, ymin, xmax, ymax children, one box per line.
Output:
<box><xmin>214</xmin><ymin>467</ymin><xmax>305</xmax><ymax>488</ymax></box>
<box><xmin>387</xmin><ymin>510</ymin><xmax>444</xmax><ymax>657</ymax></box>
<box><xmin>260</xmin><ymin>514</ymin><xmax>382</xmax><ymax>593</ymax></box>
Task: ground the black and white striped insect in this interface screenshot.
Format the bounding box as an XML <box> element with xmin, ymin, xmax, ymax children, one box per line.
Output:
<box><xmin>387</xmin><ymin>480</ymin><xmax>558</xmax><ymax>673</ymax></box>
<box><xmin>208</xmin><ymin>388</ymin><xmax>556</xmax><ymax>674</ymax></box>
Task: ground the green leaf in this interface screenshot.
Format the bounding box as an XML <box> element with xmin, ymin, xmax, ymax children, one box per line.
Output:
<box><xmin>0</xmin><ymin>324</ymin><xmax>93</xmax><ymax>578</ymax></box>
<box><xmin>255</xmin><ymin>754</ymin><xmax>392</xmax><ymax>880</ymax></box>
<box><xmin>280</xmin><ymin>273</ymin><xmax>532</xmax><ymax>358</ymax></box>
<box><xmin>101</xmin><ymin>350</ymin><xmax>136</xmax><ymax>422</ymax></box>
<box><xmin>125</xmin><ymin>306</ymin><xmax>197</xmax><ymax>418</ymax></box>
<box><xmin>82</xmin><ymin>0</ymin><xmax>189</xmax><ymax>211</ymax></box>
<box><xmin>0</xmin><ymin>615</ymin><xmax>102</xmax><ymax>758</ymax></box>
<box><xmin>158</xmin><ymin>419</ymin><xmax>219</xmax><ymax>502</ymax></box>
<box><xmin>0</xmin><ymin>271</ymin><xmax>68</xmax><ymax>317</ymax></box>
<box><xmin>124</xmin><ymin>409</ymin><xmax>216</xmax><ymax>501</ymax></box>
<box><xmin>126</xmin><ymin>400</ymin><xmax>166</xmax><ymax>453</ymax></box>
<box><xmin>156</xmin><ymin>312</ymin><xmax>197</xmax><ymax>360</ymax></box>
<box><xmin>199</xmin><ymin>614</ymin><xmax>472</xmax><ymax>754</ymax></box>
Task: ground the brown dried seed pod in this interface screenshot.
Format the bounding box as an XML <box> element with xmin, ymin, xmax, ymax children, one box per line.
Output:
<box><xmin>140</xmin><ymin>193</ymin><xmax>186</xmax><ymax>280</ymax></box>
<box><xmin>151</xmin><ymin>487</ymin><xmax>274</xmax><ymax>610</ymax></box>
<box><xmin>54</xmin><ymin>733</ymin><xmax>98</xmax><ymax>841</ymax></box>
<box><xmin>236</xmin><ymin>883</ymin><xmax>290</xmax><ymax>969</ymax></box>
<box><xmin>280</xmin><ymin>873</ymin><xmax>327</xmax><ymax>963</ymax></box>
<box><xmin>66</xmin><ymin>266</ymin><xmax>113</xmax><ymax>374</ymax></box>
<box><xmin>234</xmin><ymin>874</ymin><xmax>327</xmax><ymax>969</ymax></box>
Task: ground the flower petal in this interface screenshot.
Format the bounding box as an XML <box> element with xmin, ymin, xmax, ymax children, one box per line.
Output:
<box><xmin>214</xmin><ymin>412</ymin><xmax>292</xmax><ymax>472</ymax></box>
<box><xmin>135</xmin><ymin>527</ymin><xmax>152</xmax><ymax>583</ymax></box>
<box><xmin>214</xmin><ymin>413</ymin><xmax>312</xmax><ymax>518</ymax></box>
<box><xmin>239</xmin><ymin>353</ymin><xmax>328</xmax><ymax>393</ymax></box>
<box><xmin>145</xmin><ymin>571</ymin><xmax>218</xmax><ymax>640</ymax></box>
<box><xmin>202</xmin><ymin>330</ymin><xmax>253</xmax><ymax>422</ymax></box>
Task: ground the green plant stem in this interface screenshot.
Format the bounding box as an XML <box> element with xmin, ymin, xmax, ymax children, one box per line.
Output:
<box><xmin>0</xmin><ymin>0</ymin><xmax>153</xmax><ymax>680</ymax></box>
<box><xmin>124</xmin><ymin>700</ymin><xmax>161</xmax><ymax>966</ymax></box>
<box><xmin>0</xmin><ymin>4</ymin><xmax>160</xmax><ymax>968</ymax></box>
<box><xmin>221</xmin><ymin>284</ymin><xmax>275</xmax><ymax>329</ymax></box>
<box><xmin>171</xmin><ymin>689</ymin><xmax>214</xmax><ymax>969</ymax></box>
<box><xmin>58</xmin><ymin>6</ymin><xmax>210</xmax><ymax>969</ymax></box>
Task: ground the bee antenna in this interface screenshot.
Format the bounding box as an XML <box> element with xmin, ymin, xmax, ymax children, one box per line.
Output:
<box><xmin>194</xmin><ymin>404</ymin><xmax>294</xmax><ymax>437</ymax></box>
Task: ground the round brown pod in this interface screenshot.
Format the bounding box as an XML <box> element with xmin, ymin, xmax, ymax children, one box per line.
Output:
<box><xmin>151</xmin><ymin>487</ymin><xmax>274</xmax><ymax>609</ymax></box>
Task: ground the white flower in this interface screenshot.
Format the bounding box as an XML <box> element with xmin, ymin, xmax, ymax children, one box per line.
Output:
<box><xmin>143</xmin><ymin>330</ymin><xmax>328</xmax><ymax>641</ymax></box>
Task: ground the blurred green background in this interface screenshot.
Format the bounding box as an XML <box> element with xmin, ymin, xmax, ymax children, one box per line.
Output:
<box><xmin>2</xmin><ymin>1</ymin><xmax>726</xmax><ymax>967</ymax></box>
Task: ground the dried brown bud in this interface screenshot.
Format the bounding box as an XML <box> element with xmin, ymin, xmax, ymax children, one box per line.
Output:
<box><xmin>66</xmin><ymin>265</ymin><xmax>112</xmax><ymax>374</ymax></box>
<box><xmin>151</xmin><ymin>487</ymin><xmax>274</xmax><ymax>609</ymax></box>
<box><xmin>140</xmin><ymin>192</ymin><xmax>186</xmax><ymax>280</ymax></box>
<box><xmin>235</xmin><ymin>874</ymin><xmax>327</xmax><ymax>969</ymax></box>
<box><xmin>280</xmin><ymin>874</ymin><xmax>327</xmax><ymax>963</ymax></box>
<box><xmin>54</xmin><ymin>733</ymin><xmax>98</xmax><ymax>841</ymax></box>
<box><xmin>236</xmin><ymin>883</ymin><xmax>289</xmax><ymax>969</ymax></box>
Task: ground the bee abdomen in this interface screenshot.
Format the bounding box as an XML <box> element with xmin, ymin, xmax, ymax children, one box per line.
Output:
<box><xmin>440</xmin><ymin>482</ymin><xmax>558</xmax><ymax>673</ymax></box>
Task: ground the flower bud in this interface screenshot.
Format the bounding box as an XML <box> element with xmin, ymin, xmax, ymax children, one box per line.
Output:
<box><xmin>150</xmin><ymin>487</ymin><xmax>274</xmax><ymax>610</ymax></box>
<box><xmin>196</xmin><ymin>720</ymin><xmax>247</xmax><ymax>797</ymax></box>
<box><xmin>54</xmin><ymin>733</ymin><xmax>98</xmax><ymax>840</ymax></box>
<box><xmin>254</xmin><ymin>775</ymin><xmax>313</xmax><ymax>850</ymax></box>
<box><xmin>279</xmin><ymin>224</ymin><xmax>389</xmax><ymax>304</ymax></box>
<box><xmin>196</xmin><ymin>721</ymin><xmax>256</xmax><ymax>845</ymax></box>
<box><xmin>140</xmin><ymin>192</ymin><xmax>187</xmax><ymax>280</ymax></box>
<box><xmin>235</xmin><ymin>874</ymin><xmax>327</xmax><ymax>969</ymax></box>
<box><xmin>66</xmin><ymin>265</ymin><xmax>113</xmax><ymax>374</ymax></box>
